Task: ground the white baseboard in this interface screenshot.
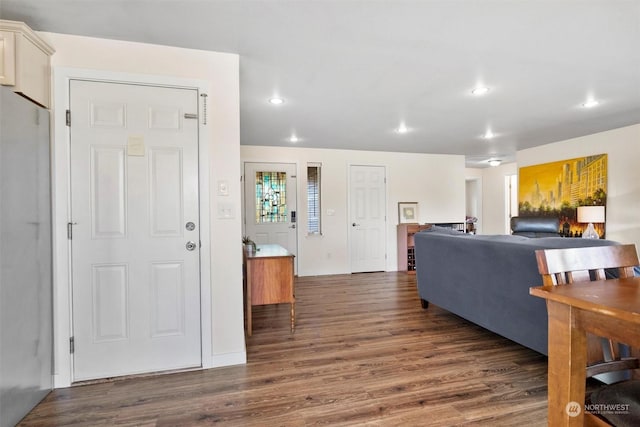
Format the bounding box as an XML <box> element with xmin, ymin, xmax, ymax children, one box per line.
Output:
<box><xmin>53</xmin><ymin>373</ymin><xmax>71</xmax><ymax>389</ymax></box>
<box><xmin>211</xmin><ymin>351</ymin><xmax>247</xmax><ymax>368</ymax></box>
<box><xmin>52</xmin><ymin>352</ymin><xmax>247</xmax><ymax>389</ymax></box>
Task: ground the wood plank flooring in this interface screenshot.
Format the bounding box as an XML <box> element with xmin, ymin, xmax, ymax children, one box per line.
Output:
<box><xmin>19</xmin><ymin>272</ymin><xmax>549</xmax><ymax>426</ymax></box>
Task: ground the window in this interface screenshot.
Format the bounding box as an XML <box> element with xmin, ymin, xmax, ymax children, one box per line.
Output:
<box><xmin>307</xmin><ymin>163</ymin><xmax>321</xmax><ymax>234</ymax></box>
<box><xmin>255</xmin><ymin>171</ymin><xmax>287</xmax><ymax>223</ymax></box>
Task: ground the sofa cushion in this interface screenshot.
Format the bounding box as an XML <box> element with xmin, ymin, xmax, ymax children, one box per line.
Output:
<box><xmin>511</xmin><ymin>216</ymin><xmax>559</xmax><ymax>237</ymax></box>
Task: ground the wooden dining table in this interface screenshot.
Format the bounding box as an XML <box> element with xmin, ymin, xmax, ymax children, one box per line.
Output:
<box><xmin>530</xmin><ymin>276</ymin><xmax>640</xmax><ymax>426</ymax></box>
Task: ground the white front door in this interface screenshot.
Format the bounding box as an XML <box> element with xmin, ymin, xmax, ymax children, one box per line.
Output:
<box><xmin>349</xmin><ymin>165</ymin><xmax>387</xmax><ymax>273</ymax></box>
<box><xmin>244</xmin><ymin>162</ymin><xmax>297</xmax><ymax>269</ymax></box>
<box><xmin>69</xmin><ymin>80</ymin><xmax>201</xmax><ymax>381</ymax></box>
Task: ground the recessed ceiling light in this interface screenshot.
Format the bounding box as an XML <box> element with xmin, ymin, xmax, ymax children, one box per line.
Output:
<box><xmin>582</xmin><ymin>99</ymin><xmax>599</xmax><ymax>108</ymax></box>
<box><xmin>396</xmin><ymin>123</ymin><xmax>409</xmax><ymax>134</ymax></box>
<box><xmin>269</xmin><ymin>97</ymin><xmax>284</xmax><ymax>105</ymax></box>
<box><xmin>289</xmin><ymin>135</ymin><xmax>299</xmax><ymax>143</ymax></box>
<box><xmin>488</xmin><ymin>159</ymin><xmax>501</xmax><ymax>167</ymax></box>
<box><xmin>471</xmin><ymin>86</ymin><xmax>490</xmax><ymax>96</ymax></box>
<box><xmin>483</xmin><ymin>130</ymin><xmax>495</xmax><ymax>139</ymax></box>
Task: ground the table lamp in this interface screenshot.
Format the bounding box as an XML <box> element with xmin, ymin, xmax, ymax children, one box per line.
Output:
<box><xmin>577</xmin><ymin>205</ymin><xmax>605</xmax><ymax>239</ymax></box>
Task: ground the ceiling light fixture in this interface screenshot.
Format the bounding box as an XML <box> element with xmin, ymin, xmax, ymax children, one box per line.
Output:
<box><xmin>471</xmin><ymin>86</ymin><xmax>490</xmax><ymax>96</ymax></box>
<box><xmin>483</xmin><ymin>130</ymin><xmax>495</xmax><ymax>139</ymax></box>
<box><xmin>396</xmin><ymin>123</ymin><xmax>409</xmax><ymax>134</ymax></box>
<box><xmin>488</xmin><ymin>159</ymin><xmax>501</xmax><ymax>167</ymax></box>
<box><xmin>582</xmin><ymin>99</ymin><xmax>599</xmax><ymax>108</ymax></box>
<box><xmin>289</xmin><ymin>135</ymin><xmax>299</xmax><ymax>143</ymax></box>
<box><xmin>269</xmin><ymin>97</ymin><xmax>284</xmax><ymax>105</ymax></box>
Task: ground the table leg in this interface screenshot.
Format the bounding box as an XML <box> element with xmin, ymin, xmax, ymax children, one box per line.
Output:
<box><xmin>547</xmin><ymin>301</ymin><xmax>587</xmax><ymax>426</ymax></box>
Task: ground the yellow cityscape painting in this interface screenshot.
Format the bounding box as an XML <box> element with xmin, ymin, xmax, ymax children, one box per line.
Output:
<box><xmin>518</xmin><ymin>154</ymin><xmax>607</xmax><ymax>238</ymax></box>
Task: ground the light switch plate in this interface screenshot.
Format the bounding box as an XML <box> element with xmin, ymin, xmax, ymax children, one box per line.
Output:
<box><xmin>217</xmin><ymin>180</ymin><xmax>229</xmax><ymax>196</ymax></box>
<box><xmin>217</xmin><ymin>203</ymin><xmax>234</xmax><ymax>219</ymax></box>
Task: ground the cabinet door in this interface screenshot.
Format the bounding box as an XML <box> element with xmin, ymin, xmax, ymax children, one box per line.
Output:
<box><xmin>14</xmin><ymin>34</ymin><xmax>50</xmax><ymax>108</ymax></box>
<box><xmin>0</xmin><ymin>30</ymin><xmax>16</xmax><ymax>85</ymax></box>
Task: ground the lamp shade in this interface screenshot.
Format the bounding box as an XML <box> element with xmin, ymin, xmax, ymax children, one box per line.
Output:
<box><xmin>577</xmin><ymin>205</ymin><xmax>605</xmax><ymax>223</ymax></box>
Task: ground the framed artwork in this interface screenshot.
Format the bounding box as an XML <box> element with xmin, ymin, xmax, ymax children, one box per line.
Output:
<box><xmin>518</xmin><ymin>154</ymin><xmax>607</xmax><ymax>237</ymax></box>
<box><xmin>398</xmin><ymin>202</ymin><xmax>419</xmax><ymax>224</ymax></box>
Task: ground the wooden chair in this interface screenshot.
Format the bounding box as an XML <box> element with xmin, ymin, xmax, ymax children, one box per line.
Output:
<box><xmin>535</xmin><ymin>244</ymin><xmax>640</xmax><ymax>426</ymax></box>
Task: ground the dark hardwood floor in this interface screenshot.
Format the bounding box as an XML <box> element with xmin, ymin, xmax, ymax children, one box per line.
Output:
<box><xmin>20</xmin><ymin>272</ymin><xmax>549</xmax><ymax>426</ymax></box>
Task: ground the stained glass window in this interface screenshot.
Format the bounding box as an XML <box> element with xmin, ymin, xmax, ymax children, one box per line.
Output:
<box><xmin>255</xmin><ymin>171</ymin><xmax>287</xmax><ymax>223</ymax></box>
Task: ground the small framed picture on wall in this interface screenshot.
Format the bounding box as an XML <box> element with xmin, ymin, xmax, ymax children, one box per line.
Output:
<box><xmin>398</xmin><ymin>202</ymin><xmax>419</xmax><ymax>224</ymax></box>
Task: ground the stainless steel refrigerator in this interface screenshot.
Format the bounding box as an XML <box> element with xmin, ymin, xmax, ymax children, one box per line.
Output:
<box><xmin>0</xmin><ymin>85</ymin><xmax>53</xmax><ymax>426</ymax></box>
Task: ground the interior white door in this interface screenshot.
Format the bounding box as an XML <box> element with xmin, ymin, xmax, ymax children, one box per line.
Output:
<box><xmin>69</xmin><ymin>80</ymin><xmax>201</xmax><ymax>381</ymax></box>
<box><xmin>244</xmin><ymin>162</ymin><xmax>297</xmax><ymax>268</ymax></box>
<box><xmin>349</xmin><ymin>165</ymin><xmax>387</xmax><ymax>273</ymax></box>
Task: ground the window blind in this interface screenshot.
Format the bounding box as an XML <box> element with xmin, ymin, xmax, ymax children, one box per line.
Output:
<box><xmin>307</xmin><ymin>164</ymin><xmax>321</xmax><ymax>234</ymax></box>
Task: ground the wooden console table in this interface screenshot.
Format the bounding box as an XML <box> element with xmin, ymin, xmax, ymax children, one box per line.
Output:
<box><xmin>244</xmin><ymin>244</ymin><xmax>295</xmax><ymax>336</ymax></box>
<box><xmin>530</xmin><ymin>277</ymin><xmax>640</xmax><ymax>426</ymax></box>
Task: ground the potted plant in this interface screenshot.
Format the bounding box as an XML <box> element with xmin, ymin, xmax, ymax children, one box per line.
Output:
<box><xmin>242</xmin><ymin>235</ymin><xmax>256</xmax><ymax>253</ymax></box>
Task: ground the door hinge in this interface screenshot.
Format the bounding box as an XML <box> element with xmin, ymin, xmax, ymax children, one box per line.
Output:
<box><xmin>69</xmin><ymin>336</ymin><xmax>75</xmax><ymax>354</ymax></box>
<box><xmin>66</xmin><ymin>110</ymin><xmax>71</xmax><ymax>126</ymax></box>
<box><xmin>67</xmin><ymin>222</ymin><xmax>77</xmax><ymax>239</ymax></box>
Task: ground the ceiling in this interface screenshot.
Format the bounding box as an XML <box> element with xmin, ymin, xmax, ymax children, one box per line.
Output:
<box><xmin>2</xmin><ymin>1</ymin><xmax>639</xmax><ymax>167</ymax></box>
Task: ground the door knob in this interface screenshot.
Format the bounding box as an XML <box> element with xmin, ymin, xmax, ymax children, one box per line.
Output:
<box><xmin>352</xmin><ymin>223</ymin><xmax>360</xmax><ymax>227</ymax></box>
<box><xmin>185</xmin><ymin>221</ymin><xmax>196</xmax><ymax>231</ymax></box>
<box><xmin>185</xmin><ymin>241</ymin><xmax>197</xmax><ymax>251</ymax></box>
<box><xmin>289</xmin><ymin>224</ymin><xmax>296</xmax><ymax>229</ymax></box>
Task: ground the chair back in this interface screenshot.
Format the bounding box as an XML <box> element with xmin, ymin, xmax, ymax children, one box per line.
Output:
<box><xmin>535</xmin><ymin>243</ymin><xmax>640</xmax><ymax>384</ymax></box>
<box><xmin>535</xmin><ymin>244</ymin><xmax>639</xmax><ymax>286</ymax></box>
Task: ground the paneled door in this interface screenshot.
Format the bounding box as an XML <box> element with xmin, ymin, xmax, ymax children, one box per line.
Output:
<box><xmin>244</xmin><ymin>162</ymin><xmax>298</xmax><ymax>272</ymax></box>
<box><xmin>349</xmin><ymin>165</ymin><xmax>387</xmax><ymax>273</ymax></box>
<box><xmin>69</xmin><ymin>80</ymin><xmax>201</xmax><ymax>381</ymax></box>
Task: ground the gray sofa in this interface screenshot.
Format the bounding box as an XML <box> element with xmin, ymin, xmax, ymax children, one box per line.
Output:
<box><xmin>414</xmin><ymin>227</ymin><xmax>617</xmax><ymax>355</ymax></box>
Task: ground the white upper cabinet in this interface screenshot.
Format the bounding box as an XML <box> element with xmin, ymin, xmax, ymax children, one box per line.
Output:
<box><xmin>0</xmin><ymin>20</ymin><xmax>54</xmax><ymax>108</ymax></box>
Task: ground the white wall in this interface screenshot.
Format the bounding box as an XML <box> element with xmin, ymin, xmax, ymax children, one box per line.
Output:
<box><xmin>241</xmin><ymin>145</ymin><xmax>466</xmax><ymax>276</ymax></box>
<box><xmin>476</xmin><ymin>124</ymin><xmax>640</xmax><ymax>243</ymax></box>
<box><xmin>41</xmin><ymin>32</ymin><xmax>245</xmax><ymax>386</ymax></box>
<box><xmin>517</xmin><ymin>124</ymin><xmax>640</xmax><ymax>248</ymax></box>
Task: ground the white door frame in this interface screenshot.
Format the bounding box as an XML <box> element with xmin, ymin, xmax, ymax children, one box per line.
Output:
<box><xmin>347</xmin><ymin>163</ymin><xmax>388</xmax><ymax>273</ymax></box>
<box><xmin>465</xmin><ymin>176</ymin><xmax>483</xmax><ymax>234</ymax></box>
<box><xmin>52</xmin><ymin>67</ymin><xmax>213</xmax><ymax>387</ymax></box>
